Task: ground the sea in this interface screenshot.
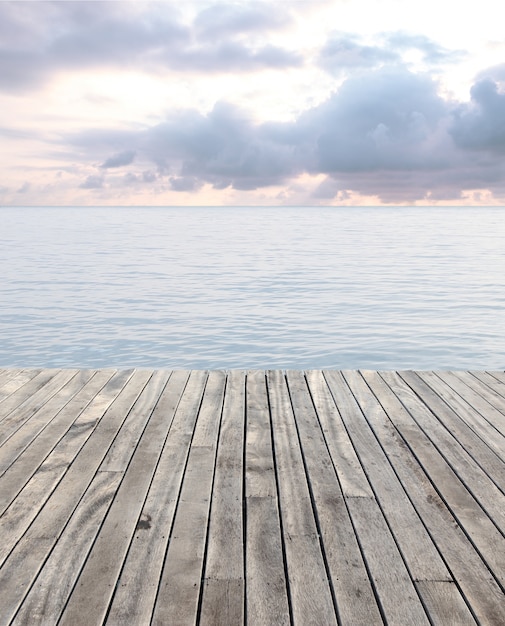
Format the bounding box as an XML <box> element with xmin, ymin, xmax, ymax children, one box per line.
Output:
<box><xmin>1</xmin><ymin>206</ymin><xmax>504</xmax><ymax>370</ymax></box>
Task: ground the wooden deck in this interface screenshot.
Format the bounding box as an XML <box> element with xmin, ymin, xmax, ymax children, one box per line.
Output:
<box><xmin>0</xmin><ymin>369</ymin><xmax>504</xmax><ymax>625</ymax></box>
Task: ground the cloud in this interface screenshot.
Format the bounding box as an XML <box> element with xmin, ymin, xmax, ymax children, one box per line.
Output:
<box><xmin>80</xmin><ymin>174</ymin><xmax>104</xmax><ymax>189</ymax></box>
<box><xmin>300</xmin><ymin>68</ymin><xmax>450</xmax><ymax>174</ymax></box>
<box><xmin>318</xmin><ymin>31</ymin><xmax>465</xmax><ymax>76</ymax></box>
<box><xmin>17</xmin><ymin>182</ymin><xmax>30</xmax><ymax>194</ymax></box>
<box><xmin>193</xmin><ymin>3</ymin><xmax>290</xmax><ymax>40</ymax></box>
<box><xmin>450</xmin><ymin>78</ymin><xmax>505</xmax><ymax>152</ymax></box>
<box><xmin>318</xmin><ymin>34</ymin><xmax>399</xmax><ymax>74</ymax></box>
<box><xmin>54</xmin><ymin>65</ymin><xmax>505</xmax><ymax>202</ymax></box>
<box><xmin>384</xmin><ymin>32</ymin><xmax>465</xmax><ymax>65</ymax></box>
<box><xmin>0</xmin><ymin>1</ymin><xmax>300</xmax><ymax>93</ymax></box>
<box><xmin>169</xmin><ymin>176</ymin><xmax>203</xmax><ymax>192</ymax></box>
<box><xmin>100</xmin><ymin>150</ymin><xmax>136</xmax><ymax>169</ymax></box>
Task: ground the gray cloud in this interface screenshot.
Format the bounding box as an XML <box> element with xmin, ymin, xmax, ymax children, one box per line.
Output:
<box><xmin>193</xmin><ymin>3</ymin><xmax>290</xmax><ymax>40</ymax></box>
<box><xmin>17</xmin><ymin>182</ymin><xmax>30</xmax><ymax>194</ymax></box>
<box><xmin>384</xmin><ymin>32</ymin><xmax>465</xmax><ymax>65</ymax></box>
<box><xmin>100</xmin><ymin>150</ymin><xmax>136</xmax><ymax>169</ymax></box>
<box><xmin>318</xmin><ymin>34</ymin><xmax>400</xmax><ymax>74</ymax></box>
<box><xmin>169</xmin><ymin>176</ymin><xmax>203</xmax><ymax>192</ymax></box>
<box><xmin>318</xmin><ymin>31</ymin><xmax>465</xmax><ymax>76</ymax></box>
<box><xmin>301</xmin><ymin>68</ymin><xmax>450</xmax><ymax>173</ymax></box>
<box><xmin>63</xmin><ymin>66</ymin><xmax>505</xmax><ymax>202</ymax></box>
<box><xmin>80</xmin><ymin>174</ymin><xmax>104</xmax><ymax>189</ymax></box>
<box><xmin>0</xmin><ymin>1</ymin><xmax>300</xmax><ymax>93</ymax></box>
<box><xmin>450</xmin><ymin>78</ymin><xmax>505</xmax><ymax>153</ymax></box>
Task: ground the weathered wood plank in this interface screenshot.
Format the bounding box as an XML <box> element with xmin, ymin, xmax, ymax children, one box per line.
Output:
<box><xmin>200</xmin><ymin>370</ymin><xmax>246</xmax><ymax>625</ymax></box>
<box><xmin>415</xmin><ymin>371</ymin><xmax>505</xmax><ymax>462</ymax></box>
<box><xmin>0</xmin><ymin>369</ymin><xmax>62</xmax><ymax>419</ymax></box>
<box><xmin>58</xmin><ymin>370</ymin><xmax>198</xmax><ymax>626</ymax></box>
<box><xmin>0</xmin><ymin>370</ymin><xmax>79</xmax><ymax>443</ymax></box>
<box><xmin>305</xmin><ymin>369</ymin><xmax>374</xmax><ymax>498</ymax></box>
<box><xmin>439</xmin><ymin>370</ymin><xmax>505</xmax><ymax>435</ymax></box>
<box><xmin>378</xmin><ymin>371</ymin><xmax>505</xmax><ymax>532</ymax></box>
<box><xmin>331</xmin><ymin>370</ymin><xmax>451</xmax><ymax>582</ymax></box>
<box><xmin>0</xmin><ymin>371</ymin><xmax>138</xmax><ymax>565</ymax></box>
<box><xmin>0</xmin><ymin>370</ymin><xmax>41</xmax><ymax>404</ymax></box>
<box><xmin>0</xmin><ymin>370</ymin><xmax>150</xmax><ymax>626</ymax></box>
<box><xmin>0</xmin><ymin>369</ymin><xmax>97</xmax><ymax>475</ymax></box>
<box><xmin>267</xmin><ymin>369</ymin><xmax>337</xmax><ymax>626</ymax></box>
<box><xmin>0</xmin><ymin>368</ymin><xmax>503</xmax><ymax>626</ymax></box>
<box><xmin>354</xmin><ymin>371</ymin><xmax>505</xmax><ymax>623</ymax></box>
<box><xmin>151</xmin><ymin>370</ymin><xmax>225</xmax><ymax>626</ymax></box>
<box><xmin>398</xmin><ymin>370</ymin><xmax>505</xmax><ymax>494</ymax></box>
<box><xmin>98</xmin><ymin>369</ymin><xmax>171</xmax><ymax>471</ymax></box>
<box><xmin>73</xmin><ymin>369</ymin><xmax>192</xmax><ymax>626</ymax></box>
<box><xmin>0</xmin><ymin>370</ymin><xmax>128</xmax><ymax>516</ymax></box>
<box><xmin>244</xmin><ymin>370</ymin><xmax>290</xmax><ymax>626</ymax></box>
<box><xmin>287</xmin><ymin>370</ymin><xmax>383</xmax><ymax>625</ymax></box>
<box><xmin>324</xmin><ymin>371</ymin><xmax>432</xmax><ymax>624</ymax></box>
<box><xmin>414</xmin><ymin>581</ymin><xmax>477</xmax><ymax>625</ymax></box>
<box><xmin>11</xmin><ymin>470</ymin><xmax>122</xmax><ymax>626</ymax></box>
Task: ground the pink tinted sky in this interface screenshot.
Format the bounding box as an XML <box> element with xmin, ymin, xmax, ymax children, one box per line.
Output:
<box><xmin>1</xmin><ymin>0</ymin><xmax>505</xmax><ymax>206</ymax></box>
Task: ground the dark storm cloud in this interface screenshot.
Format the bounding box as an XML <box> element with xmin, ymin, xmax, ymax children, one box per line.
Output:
<box><xmin>0</xmin><ymin>1</ymin><xmax>300</xmax><ymax>93</ymax></box>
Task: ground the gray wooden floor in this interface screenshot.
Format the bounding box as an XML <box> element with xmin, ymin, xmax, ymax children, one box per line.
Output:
<box><xmin>0</xmin><ymin>368</ymin><xmax>504</xmax><ymax>625</ymax></box>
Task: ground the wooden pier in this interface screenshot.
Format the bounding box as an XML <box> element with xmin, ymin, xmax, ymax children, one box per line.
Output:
<box><xmin>0</xmin><ymin>368</ymin><xmax>504</xmax><ymax>625</ymax></box>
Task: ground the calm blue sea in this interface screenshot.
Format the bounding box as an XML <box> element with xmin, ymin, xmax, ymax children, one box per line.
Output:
<box><xmin>1</xmin><ymin>206</ymin><xmax>504</xmax><ymax>370</ymax></box>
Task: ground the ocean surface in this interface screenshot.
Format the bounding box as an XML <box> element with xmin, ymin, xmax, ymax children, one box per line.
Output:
<box><xmin>1</xmin><ymin>206</ymin><xmax>504</xmax><ymax>370</ymax></box>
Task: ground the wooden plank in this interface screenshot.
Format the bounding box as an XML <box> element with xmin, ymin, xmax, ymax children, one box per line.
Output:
<box><xmin>1</xmin><ymin>368</ymin><xmax>504</xmax><ymax>625</ymax></box>
<box><xmin>267</xmin><ymin>369</ymin><xmax>337</xmax><ymax>626</ymax></box>
<box><xmin>0</xmin><ymin>370</ymin><xmax>97</xmax><ymax>474</ymax></box>
<box><xmin>305</xmin><ymin>369</ymin><xmax>374</xmax><ymax>498</ymax></box>
<box><xmin>346</xmin><ymin>496</ymin><xmax>430</xmax><ymax>626</ymax></box>
<box><xmin>99</xmin><ymin>370</ymin><xmax>202</xmax><ymax>625</ymax></box>
<box><xmin>0</xmin><ymin>370</ymin><xmax>128</xmax><ymax>516</ymax></box>
<box><xmin>399</xmin><ymin>371</ymin><xmax>505</xmax><ymax>494</ymax></box>
<box><xmin>330</xmin><ymin>370</ymin><xmax>451</xmax><ymax>582</ymax></box>
<box><xmin>0</xmin><ymin>372</ymin><xmax>136</xmax><ymax>559</ymax></box>
<box><xmin>415</xmin><ymin>371</ymin><xmax>505</xmax><ymax>462</ymax></box>
<box><xmin>287</xmin><ymin>370</ymin><xmax>383</xmax><ymax>625</ymax></box>
<box><xmin>98</xmin><ymin>369</ymin><xmax>172</xmax><ymax>471</ymax></box>
<box><xmin>0</xmin><ymin>369</ymin><xmax>61</xmax><ymax>419</ymax></box>
<box><xmin>0</xmin><ymin>370</ymin><xmax>41</xmax><ymax>403</ymax></box>
<box><xmin>58</xmin><ymin>370</ymin><xmax>200</xmax><ymax>626</ymax></box>
<box><xmin>0</xmin><ymin>370</ymin><xmax>79</xmax><ymax>443</ymax></box>
<box><xmin>440</xmin><ymin>371</ymin><xmax>505</xmax><ymax>435</ymax></box>
<box><xmin>244</xmin><ymin>370</ymin><xmax>290</xmax><ymax>626</ymax></box>
<box><xmin>151</xmin><ymin>370</ymin><xmax>225</xmax><ymax>626</ymax></box>
<box><xmin>378</xmin><ymin>371</ymin><xmax>505</xmax><ymax>532</ymax></box>
<box><xmin>200</xmin><ymin>370</ymin><xmax>246</xmax><ymax>625</ymax></box>
<box><xmin>414</xmin><ymin>581</ymin><xmax>477</xmax><ymax>625</ymax></box>
<box><xmin>0</xmin><ymin>369</ymin><xmax>19</xmax><ymax>389</ymax></box>
<box><xmin>350</xmin><ymin>371</ymin><xmax>505</xmax><ymax>624</ymax></box>
<box><xmin>0</xmin><ymin>370</ymin><xmax>151</xmax><ymax>625</ymax></box>
<box><xmin>324</xmin><ymin>371</ymin><xmax>432</xmax><ymax>624</ymax></box>
<box><xmin>469</xmin><ymin>370</ymin><xmax>505</xmax><ymax>401</ymax></box>
<box><xmin>11</xmin><ymin>471</ymin><xmax>122</xmax><ymax>626</ymax></box>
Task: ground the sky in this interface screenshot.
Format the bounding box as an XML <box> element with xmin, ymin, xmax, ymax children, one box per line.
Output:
<box><xmin>1</xmin><ymin>0</ymin><xmax>505</xmax><ymax>206</ymax></box>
